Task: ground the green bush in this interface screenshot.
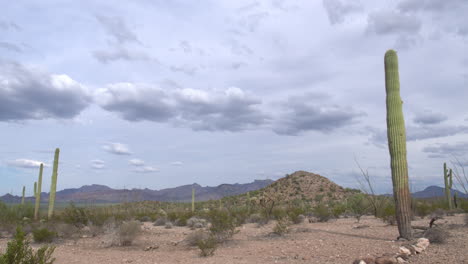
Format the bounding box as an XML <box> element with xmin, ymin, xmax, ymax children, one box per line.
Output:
<box><xmin>61</xmin><ymin>203</ymin><xmax>88</xmax><ymax>228</ymax></box>
<box><xmin>347</xmin><ymin>194</ymin><xmax>370</xmax><ymax>222</ymax></box>
<box><xmin>286</xmin><ymin>207</ymin><xmax>305</xmax><ymax>224</ymax></box>
<box><xmin>0</xmin><ymin>227</ymin><xmax>55</xmax><ymax>264</ymax></box>
<box><xmin>32</xmin><ymin>228</ymin><xmax>56</xmax><ymax>243</ymax></box>
<box><xmin>313</xmin><ymin>204</ymin><xmax>333</xmax><ymax>222</ymax></box>
<box><xmin>273</xmin><ymin>217</ymin><xmax>290</xmax><ymax>235</ymax></box>
<box><xmin>118</xmin><ymin>221</ymin><xmax>141</xmax><ymax>246</ymax></box>
<box><xmin>207</xmin><ymin>209</ymin><xmax>237</xmax><ymax>242</ymax></box>
<box><xmin>197</xmin><ymin>236</ymin><xmax>217</xmax><ymax>257</ymax></box>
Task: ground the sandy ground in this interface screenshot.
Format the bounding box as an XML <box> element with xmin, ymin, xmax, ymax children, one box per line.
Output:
<box><xmin>1</xmin><ymin>215</ymin><xmax>467</xmax><ymax>264</ymax></box>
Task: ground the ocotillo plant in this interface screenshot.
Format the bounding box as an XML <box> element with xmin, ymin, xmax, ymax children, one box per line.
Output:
<box><xmin>35</xmin><ymin>163</ymin><xmax>43</xmax><ymax>220</ymax></box>
<box><xmin>443</xmin><ymin>162</ymin><xmax>453</xmax><ymax>210</ymax></box>
<box><xmin>21</xmin><ymin>186</ymin><xmax>25</xmax><ymax>205</ymax></box>
<box><xmin>48</xmin><ymin>148</ymin><xmax>60</xmax><ymax>219</ymax></box>
<box><xmin>191</xmin><ymin>187</ymin><xmax>195</xmax><ymax>212</ymax></box>
<box><xmin>384</xmin><ymin>49</ymin><xmax>413</xmax><ymax>239</ymax></box>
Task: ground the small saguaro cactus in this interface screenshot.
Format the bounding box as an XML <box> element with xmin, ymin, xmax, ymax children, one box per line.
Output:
<box><xmin>34</xmin><ymin>164</ymin><xmax>43</xmax><ymax>220</ymax></box>
<box><xmin>191</xmin><ymin>187</ymin><xmax>195</xmax><ymax>212</ymax></box>
<box><xmin>34</xmin><ymin>182</ymin><xmax>37</xmax><ymax>196</ymax></box>
<box><xmin>48</xmin><ymin>148</ymin><xmax>60</xmax><ymax>219</ymax></box>
<box><xmin>21</xmin><ymin>186</ymin><xmax>25</xmax><ymax>205</ymax></box>
<box><xmin>384</xmin><ymin>49</ymin><xmax>413</xmax><ymax>240</ymax></box>
<box><xmin>443</xmin><ymin>162</ymin><xmax>453</xmax><ymax>210</ymax></box>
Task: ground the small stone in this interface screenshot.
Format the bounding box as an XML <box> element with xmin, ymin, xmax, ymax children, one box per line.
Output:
<box><xmin>396</xmin><ymin>257</ymin><xmax>407</xmax><ymax>263</ymax></box>
<box><xmin>398</xmin><ymin>246</ymin><xmax>411</xmax><ymax>256</ymax></box>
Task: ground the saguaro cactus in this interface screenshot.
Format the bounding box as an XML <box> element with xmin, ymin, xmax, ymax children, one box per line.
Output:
<box><xmin>443</xmin><ymin>162</ymin><xmax>453</xmax><ymax>210</ymax></box>
<box><xmin>35</xmin><ymin>164</ymin><xmax>43</xmax><ymax>220</ymax></box>
<box><xmin>48</xmin><ymin>148</ymin><xmax>60</xmax><ymax>219</ymax></box>
<box><xmin>34</xmin><ymin>182</ymin><xmax>37</xmax><ymax>196</ymax></box>
<box><xmin>191</xmin><ymin>187</ymin><xmax>195</xmax><ymax>212</ymax></box>
<box><xmin>21</xmin><ymin>186</ymin><xmax>25</xmax><ymax>205</ymax></box>
<box><xmin>384</xmin><ymin>50</ymin><xmax>413</xmax><ymax>239</ymax></box>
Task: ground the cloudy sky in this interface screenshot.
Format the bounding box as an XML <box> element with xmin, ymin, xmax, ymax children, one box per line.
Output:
<box><xmin>1</xmin><ymin>0</ymin><xmax>467</xmax><ymax>196</ymax></box>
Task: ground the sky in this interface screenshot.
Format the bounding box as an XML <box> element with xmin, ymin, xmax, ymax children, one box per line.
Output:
<box><xmin>1</xmin><ymin>0</ymin><xmax>467</xmax><ymax>196</ymax></box>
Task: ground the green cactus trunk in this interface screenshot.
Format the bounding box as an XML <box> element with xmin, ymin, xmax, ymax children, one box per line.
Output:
<box><xmin>246</xmin><ymin>191</ymin><xmax>251</xmax><ymax>213</ymax></box>
<box><xmin>21</xmin><ymin>186</ymin><xmax>25</xmax><ymax>205</ymax></box>
<box><xmin>35</xmin><ymin>164</ymin><xmax>43</xmax><ymax>220</ymax></box>
<box><xmin>191</xmin><ymin>187</ymin><xmax>195</xmax><ymax>212</ymax></box>
<box><xmin>443</xmin><ymin>163</ymin><xmax>453</xmax><ymax>210</ymax></box>
<box><xmin>34</xmin><ymin>182</ymin><xmax>37</xmax><ymax>196</ymax></box>
<box><xmin>384</xmin><ymin>50</ymin><xmax>413</xmax><ymax>240</ymax></box>
<box><xmin>48</xmin><ymin>148</ymin><xmax>60</xmax><ymax>219</ymax></box>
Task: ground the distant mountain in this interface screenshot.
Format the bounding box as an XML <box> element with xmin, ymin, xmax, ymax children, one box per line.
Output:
<box><xmin>411</xmin><ymin>185</ymin><xmax>468</xmax><ymax>199</ymax></box>
<box><xmin>0</xmin><ymin>179</ymin><xmax>273</xmax><ymax>204</ymax></box>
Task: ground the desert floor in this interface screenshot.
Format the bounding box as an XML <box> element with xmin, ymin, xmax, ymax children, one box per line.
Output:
<box><xmin>1</xmin><ymin>214</ymin><xmax>467</xmax><ymax>264</ymax></box>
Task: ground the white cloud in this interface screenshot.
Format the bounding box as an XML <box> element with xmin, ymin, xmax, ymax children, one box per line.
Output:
<box><xmin>90</xmin><ymin>159</ymin><xmax>105</xmax><ymax>169</ymax></box>
<box><xmin>171</xmin><ymin>161</ymin><xmax>183</xmax><ymax>166</ymax></box>
<box><xmin>129</xmin><ymin>159</ymin><xmax>145</xmax><ymax>166</ymax></box>
<box><xmin>102</xmin><ymin>142</ymin><xmax>131</xmax><ymax>155</ymax></box>
<box><xmin>133</xmin><ymin>166</ymin><xmax>159</xmax><ymax>173</ymax></box>
<box><xmin>6</xmin><ymin>159</ymin><xmax>47</xmax><ymax>168</ymax></box>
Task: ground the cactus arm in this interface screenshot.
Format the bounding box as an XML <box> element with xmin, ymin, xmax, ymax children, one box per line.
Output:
<box><xmin>34</xmin><ymin>164</ymin><xmax>43</xmax><ymax>220</ymax></box>
<box><xmin>191</xmin><ymin>187</ymin><xmax>195</xmax><ymax>212</ymax></box>
<box><xmin>21</xmin><ymin>186</ymin><xmax>25</xmax><ymax>205</ymax></box>
<box><xmin>48</xmin><ymin>148</ymin><xmax>60</xmax><ymax>219</ymax></box>
<box><xmin>384</xmin><ymin>49</ymin><xmax>413</xmax><ymax>239</ymax></box>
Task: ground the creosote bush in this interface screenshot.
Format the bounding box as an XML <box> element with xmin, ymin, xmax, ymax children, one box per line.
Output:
<box><xmin>273</xmin><ymin>217</ymin><xmax>290</xmax><ymax>235</ymax></box>
<box><xmin>118</xmin><ymin>221</ymin><xmax>141</xmax><ymax>246</ymax></box>
<box><xmin>423</xmin><ymin>227</ymin><xmax>449</xmax><ymax>244</ymax></box>
<box><xmin>185</xmin><ymin>230</ymin><xmax>210</xmax><ymax>247</ymax></box>
<box><xmin>196</xmin><ymin>236</ymin><xmax>217</xmax><ymax>257</ymax></box>
<box><xmin>0</xmin><ymin>227</ymin><xmax>56</xmax><ymax>264</ymax></box>
<box><xmin>32</xmin><ymin>228</ymin><xmax>56</xmax><ymax>243</ymax></box>
<box><xmin>207</xmin><ymin>209</ymin><xmax>237</xmax><ymax>242</ymax></box>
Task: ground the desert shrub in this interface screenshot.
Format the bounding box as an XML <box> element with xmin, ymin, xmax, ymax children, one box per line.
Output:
<box><xmin>32</xmin><ymin>228</ymin><xmax>56</xmax><ymax>243</ymax></box>
<box><xmin>197</xmin><ymin>236</ymin><xmax>217</xmax><ymax>257</ymax></box>
<box><xmin>118</xmin><ymin>221</ymin><xmax>141</xmax><ymax>246</ymax></box>
<box><xmin>137</xmin><ymin>215</ymin><xmax>152</xmax><ymax>222</ymax></box>
<box><xmin>153</xmin><ymin>217</ymin><xmax>167</xmax><ymax>226</ymax></box>
<box><xmin>187</xmin><ymin>217</ymin><xmax>207</xmax><ymax>229</ymax></box>
<box><xmin>246</xmin><ymin>213</ymin><xmax>268</xmax><ymax>225</ymax></box>
<box><xmin>347</xmin><ymin>194</ymin><xmax>370</xmax><ymax>222</ymax></box>
<box><xmin>286</xmin><ymin>207</ymin><xmax>305</xmax><ymax>224</ymax></box>
<box><xmin>271</xmin><ymin>207</ymin><xmax>287</xmax><ymax>220</ymax></box>
<box><xmin>378</xmin><ymin>203</ymin><xmax>396</xmax><ymax>225</ymax></box>
<box><xmin>331</xmin><ymin>203</ymin><xmax>346</xmax><ymax>218</ymax></box>
<box><xmin>414</xmin><ymin>202</ymin><xmax>431</xmax><ymax>218</ymax></box>
<box><xmin>465</xmin><ymin>214</ymin><xmax>468</xmax><ymax>226</ymax></box>
<box><xmin>207</xmin><ymin>209</ymin><xmax>237</xmax><ymax>242</ymax></box>
<box><xmin>165</xmin><ymin>222</ymin><xmax>173</xmax><ymax>229</ymax></box>
<box><xmin>273</xmin><ymin>217</ymin><xmax>290</xmax><ymax>235</ymax></box>
<box><xmin>313</xmin><ymin>204</ymin><xmax>333</xmax><ymax>222</ymax></box>
<box><xmin>0</xmin><ymin>227</ymin><xmax>56</xmax><ymax>264</ymax></box>
<box><xmin>0</xmin><ymin>202</ymin><xmax>34</xmax><ymax>229</ymax></box>
<box><xmin>61</xmin><ymin>203</ymin><xmax>88</xmax><ymax>228</ymax></box>
<box><xmin>167</xmin><ymin>211</ymin><xmax>193</xmax><ymax>227</ymax></box>
<box><xmin>54</xmin><ymin>223</ymin><xmax>79</xmax><ymax>239</ymax></box>
<box><xmin>185</xmin><ymin>230</ymin><xmax>210</xmax><ymax>247</ymax></box>
<box><xmin>424</xmin><ymin>227</ymin><xmax>449</xmax><ymax>244</ymax></box>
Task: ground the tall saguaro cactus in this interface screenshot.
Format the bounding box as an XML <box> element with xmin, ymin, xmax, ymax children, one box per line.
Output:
<box><xmin>21</xmin><ymin>186</ymin><xmax>25</xmax><ymax>205</ymax></box>
<box><xmin>443</xmin><ymin>162</ymin><xmax>453</xmax><ymax>210</ymax></box>
<box><xmin>191</xmin><ymin>187</ymin><xmax>195</xmax><ymax>212</ymax></box>
<box><xmin>48</xmin><ymin>148</ymin><xmax>60</xmax><ymax>219</ymax></box>
<box><xmin>35</xmin><ymin>164</ymin><xmax>43</xmax><ymax>220</ymax></box>
<box><xmin>34</xmin><ymin>182</ymin><xmax>37</xmax><ymax>197</ymax></box>
<box><xmin>384</xmin><ymin>50</ymin><xmax>413</xmax><ymax>240</ymax></box>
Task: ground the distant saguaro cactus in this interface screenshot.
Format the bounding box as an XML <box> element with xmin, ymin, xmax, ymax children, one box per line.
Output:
<box><xmin>443</xmin><ymin>162</ymin><xmax>453</xmax><ymax>210</ymax></box>
<box><xmin>21</xmin><ymin>186</ymin><xmax>25</xmax><ymax>205</ymax></box>
<box><xmin>192</xmin><ymin>187</ymin><xmax>195</xmax><ymax>212</ymax></box>
<box><xmin>48</xmin><ymin>148</ymin><xmax>60</xmax><ymax>219</ymax></box>
<box><xmin>34</xmin><ymin>182</ymin><xmax>37</xmax><ymax>196</ymax></box>
<box><xmin>35</xmin><ymin>163</ymin><xmax>44</xmax><ymax>220</ymax></box>
<box><xmin>384</xmin><ymin>50</ymin><xmax>413</xmax><ymax>239</ymax></box>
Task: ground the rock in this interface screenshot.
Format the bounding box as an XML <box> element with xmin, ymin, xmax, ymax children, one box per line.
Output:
<box><xmin>411</xmin><ymin>245</ymin><xmax>424</xmax><ymax>254</ymax></box>
<box><xmin>415</xmin><ymin>238</ymin><xmax>429</xmax><ymax>249</ymax></box>
<box><xmin>353</xmin><ymin>257</ymin><xmax>375</xmax><ymax>264</ymax></box>
<box><xmin>396</xmin><ymin>257</ymin><xmax>407</xmax><ymax>263</ymax></box>
<box><xmin>398</xmin><ymin>246</ymin><xmax>411</xmax><ymax>256</ymax></box>
<box><xmin>144</xmin><ymin>245</ymin><xmax>159</xmax><ymax>251</ymax></box>
<box><xmin>375</xmin><ymin>256</ymin><xmax>398</xmax><ymax>264</ymax></box>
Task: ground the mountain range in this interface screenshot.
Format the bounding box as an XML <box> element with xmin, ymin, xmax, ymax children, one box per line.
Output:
<box><xmin>0</xmin><ymin>179</ymin><xmax>273</xmax><ymax>204</ymax></box>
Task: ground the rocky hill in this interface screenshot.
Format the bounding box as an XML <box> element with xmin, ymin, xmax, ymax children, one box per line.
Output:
<box><xmin>411</xmin><ymin>186</ymin><xmax>468</xmax><ymax>199</ymax></box>
<box><xmin>244</xmin><ymin>171</ymin><xmax>356</xmax><ymax>206</ymax></box>
<box><xmin>0</xmin><ymin>179</ymin><xmax>273</xmax><ymax>204</ymax></box>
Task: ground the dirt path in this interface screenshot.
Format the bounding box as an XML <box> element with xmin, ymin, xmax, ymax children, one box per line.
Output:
<box><xmin>1</xmin><ymin>215</ymin><xmax>467</xmax><ymax>264</ymax></box>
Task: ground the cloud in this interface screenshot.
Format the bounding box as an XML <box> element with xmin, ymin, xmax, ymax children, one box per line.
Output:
<box><xmin>90</xmin><ymin>159</ymin><xmax>105</xmax><ymax>169</ymax></box>
<box><xmin>368</xmin><ymin>125</ymin><xmax>468</xmax><ymax>144</ymax></box>
<box><xmin>322</xmin><ymin>0</ymin><xmax>363</xmax><ymax>25</ymax></box>
<box><xmin>273</xmin><ymin>94</ymin><xmax>364</xmax><ymax>135</ymax></box>
<box><xmin>95</xmin><ymin>15</ymin><xmax>140</xmax><ymax>44</ymax></box>
<box><xmin>0</xmin><ymin>61</ymin><xmax>91</xmax><ymax>121</ymax></box>
<box><xmin>0</xmin><ymin>42</ymin><xmax>22</xmax><ymax>53</ymax></box>
<box><xmin>171</xmin><ymin>161</ymin><xmax>183</xmax><ymax>166</ymax></box>
<box><xmin>102</xmin><ymin>142</ymin><xmax>131</xmax><ymax>155</ymax></box>
<box><xmin>133</xmin><ymin>166</ymin><xmax>159</xmax><ymax>173</ymax></box>
<box><xmin>413</xmin><ymin>111</ymin><xmax>448</xmax><ymax>125</ymax></box>
<box><xmin>92</xmin><ymin>48</ymin><xmax>154</xmax><ymax>63</ymax></box>
<box><xmin>398</xmin><ymin>0</ymin><xmax>465</xmax><ymax>13</ymax></box>
<box><xmin>423</xmin><ymin>142</ymin><xmax>468</xmax><ymax>157</ymax></box>
<box><xmin>129</xmin><ymin>159</ymin><xmax>145</xmax><ymax>166</ymax></box>
<box><xmin>6</xmin><ymin>159</ymin><xmax>47</xmax><ymax>169</ymax></box>
<box><xmin>95</xmin><ymin>84</ymin><xmax>268</xmax><ymax>132</ymax></box>
<box><xmin>367</xmin><ymin>11</ymin><xmax>421</xmax><ymax>35</ymax></box>
<box><xmin>170</xmin><ymin>65</ymin><xmax>198</xmax><ymax>75</ymax></box>
<box><xmin>0</xmin><ymin>20</ymin><xmax>21</xmax><ymax>31</ymax></box>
